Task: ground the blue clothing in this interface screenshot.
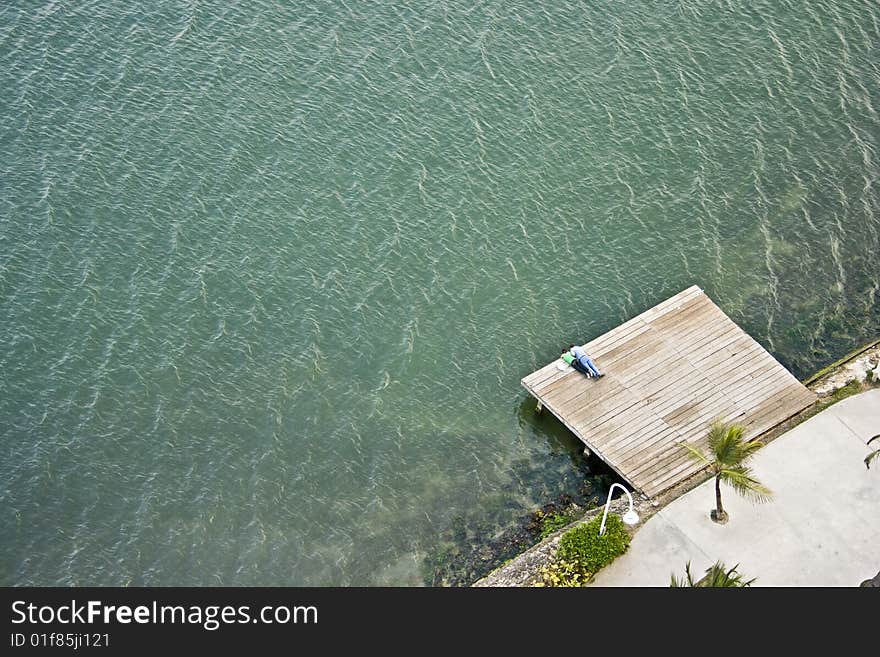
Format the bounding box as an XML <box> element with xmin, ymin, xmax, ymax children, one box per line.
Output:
<box><xmin>571</xmin><ymin>346</ymin><xmax>602</xmax><ymax>377</ymax></box>
<box><xmin>579</xmin><ymin>355</ymin><xmax>601</xmax><ymax>377</ymax></box>
<box><xmin>570</xmin><ymin>358</ymin><xmax>591</xmax><ymax>377</ymax></box>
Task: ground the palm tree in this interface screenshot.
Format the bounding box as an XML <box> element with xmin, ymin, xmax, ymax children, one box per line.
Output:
<box><xmin>670</xmin><ymin>561</ymin><xmax>755</xmax><ymax>587</ymax></box>
<box><xmin>683</xmin><ymin>420</ymin><xmax>772</xmax><ymax>523</ymax></box>
<box><xmin>866</xmin><ymin>434</ymin><xmax>879</xmax><ymax>470</ymax></box>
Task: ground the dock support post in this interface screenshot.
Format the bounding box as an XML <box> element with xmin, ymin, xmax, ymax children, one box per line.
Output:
<box><xmin>535</xmin><ymin>400</ymin><xmax>543</xmax><ymax>413</ymax></box>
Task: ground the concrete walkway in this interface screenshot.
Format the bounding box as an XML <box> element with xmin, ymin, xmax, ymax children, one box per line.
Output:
<box><xmin>591</xmin><ymin>389</ymin><xmax>880</xmax><ymax>586</ymax></box>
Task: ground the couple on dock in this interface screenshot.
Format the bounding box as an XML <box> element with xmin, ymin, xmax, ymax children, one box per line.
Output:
<box><xmin>561</xmin><ymin>344</ymin><xmax>603</xmax><ymax>379</ymax></box>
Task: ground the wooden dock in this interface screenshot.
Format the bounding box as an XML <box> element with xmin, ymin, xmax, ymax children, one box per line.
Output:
<box><xmin>521</xmin><ymin>285</ymin><xmax>816</xmax><ymax>498</ymax></box>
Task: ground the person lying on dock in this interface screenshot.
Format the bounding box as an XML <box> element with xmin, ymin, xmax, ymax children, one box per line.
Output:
<box><xmin>569</xmin><ymin>344</ymin><xmax>603</xmax><ymax>378</ymax></box>
<box><xmin>561</xmin><ymin>349</ymin><xmax>594</xmax><ymax>378</ymax></box>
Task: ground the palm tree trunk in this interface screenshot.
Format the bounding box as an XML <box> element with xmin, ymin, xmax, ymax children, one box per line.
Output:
<box><xmin>715</xmin><ymin>474</ymin><xmax>724</xmax><ymax>517</ymax></box>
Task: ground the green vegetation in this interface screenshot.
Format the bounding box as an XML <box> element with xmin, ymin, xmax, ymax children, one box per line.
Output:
<box><xmin>532</xmin><ymin>560</ymin><xmax>585</xmax><ymax>587</ymax></box>
<box><xmin>801</xmin><ymin>337</ymin><xmax>880</xmax><ymax>386</ymax></box>
<box><xmin>684</xmin><ymin>421</ymin><xmax>772</xmax><ymax>523</ymax></box>
<box><xmin>534</xmin><ymin>510</ymin><xmax>576</xmax><ymax>539</ymax></box>
<box><xmin>532</xmin><ymin>514</ymin><xmax>631</xmax><ymax>586</ymax></box>
<box><xmin>818</xmin><ymin>378</ymin><xmax>864</xmax><ymax>410</ymax></box>
<box><xmin>670</xmin><ymin>561</ymin><xmax>755</xmax><ymax>587</ymax></box>
<box><xmin>866</xmin><ymin>434</ymin><xmax>880</xmax><ymax>470</ymax></box>
<box><xmin>526</xmin><ymin>495</ymin><xmax>592</xmax><ymax>541</ymax></box>
<box><xmin>557</xmin><ymin>514</ymin><xmax>631</xmax><ymax>572</ymax></box>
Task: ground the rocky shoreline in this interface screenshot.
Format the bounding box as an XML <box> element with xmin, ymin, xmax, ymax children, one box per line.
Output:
<box><xmin>473</xmin><ymin>496</ymin><xmax>647</xmax><ymax>587</ymax></box>
<box><xmin>804</xmin><ymin>339</ymin><xmax>880</xmax><ymax>397</ymax></box>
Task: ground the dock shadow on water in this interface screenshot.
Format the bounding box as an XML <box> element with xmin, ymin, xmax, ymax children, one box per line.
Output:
<box><xmin>421</xmin><ymin>397</ymin><xmax>621</xmax><ymax>586</ymax></box>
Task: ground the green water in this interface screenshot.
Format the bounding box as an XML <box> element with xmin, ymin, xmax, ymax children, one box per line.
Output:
<box><xmin>2</xmin><ymin>0</ymin><xmax>878</xmax><ymax>585</ymax></box>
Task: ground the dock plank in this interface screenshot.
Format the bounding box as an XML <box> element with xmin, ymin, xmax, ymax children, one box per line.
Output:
<box><xmin>520</xmin><ymin>286</ymin><xmax>816</xmax><ymax>498</ymax></box>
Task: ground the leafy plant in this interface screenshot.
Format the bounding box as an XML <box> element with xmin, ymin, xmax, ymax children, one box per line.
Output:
<box><xmin>683</xmin><ymin>420</ymin><xmax>772</xmax><ymax>523</ymax></box>
<box><xmin>538</xmin><ymin>512</ymin><xmax>573</xmax><ymax>539</ymax></box>
<box><xmin>556</xmin><ymin>514</ymin><xmax>631</xmax><ymax>574</ymax></box>
<box><xmin>530</xmin><ymin>514</ymin><xmax>631</xmax><ymax>587</ymax></box>
<box><xmin>670</xmin><ymin>561</ymin><xmax>755</xmax><ymax>587</ymax></box>
<box><xmin>866</xmin><ymin>434</ymin><xmax>880</xmax><ymax>470</ymax></box>
<box><xmin>820</xmin><ymin>379</ymin><xmax>864</xmax><ymax>409</ymax></box>
<box><xmin>531</xmin><ymin>560</ymin><xmax>584</xmax><ymax>587</ymax></box>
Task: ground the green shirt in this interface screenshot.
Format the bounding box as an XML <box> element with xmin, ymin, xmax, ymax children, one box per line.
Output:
<box><xmin>561</xmin><ymin>352</ymin><xmax>575</xmax><ymax>365</ymax></box>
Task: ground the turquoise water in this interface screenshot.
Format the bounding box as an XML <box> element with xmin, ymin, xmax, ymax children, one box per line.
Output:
<box><xmin>2</xmin><ymin>0</ymin><xmax>878</xmax><ymax>585</ymax></box>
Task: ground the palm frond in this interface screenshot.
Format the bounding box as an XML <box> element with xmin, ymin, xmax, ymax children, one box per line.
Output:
<box><xmin>708</xmin><ymin>422</ymin><xmax>738</xmax><ymax>463</ymax></box>
<box><xmin>682</xmin><ymin>442</ymin><xmax>712</xmax><ymax>468</ymax></box>
<box><xmin>735</xmin><ymin>437</ymin><xmax>764</xmax><ymax>461</ymax></box>
<box><xmin>864</xmin><ymin>434</ymin><xmax>879</xmax><ymax>470</ymax></box>
<box><xmin>671</xmin><ymin>561</ymin><xmax>755</xmax><ymax>587</ymax></box>
<box><xmin>706</xmin><ymin>421</ymin><xmax>728</xmax><ymax>454</ymax></box>
<box><xmin>708</xmin><ymin>421</ymin><xmax>759</xmax><ymax>466</ymax></box>
<box><xmin>701</xmin><ymin>562</ymin><xmax>755</xmax><ymax>587</ymax></box>
<box><xmin>719</xmin><ymin>464</ymin><xmax>772</xmax><ymax>503</ymax></box>
<box><xmin>670</xmin><ymin>562</ymin><xmax>697</xmax><ymax>587</ymax></box>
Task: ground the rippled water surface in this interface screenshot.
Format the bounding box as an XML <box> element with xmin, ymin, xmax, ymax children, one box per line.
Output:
<box><xmin>2</xmin><ymin>0</ymin><xmax>878</xmax><ymax>585</ymax></box>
